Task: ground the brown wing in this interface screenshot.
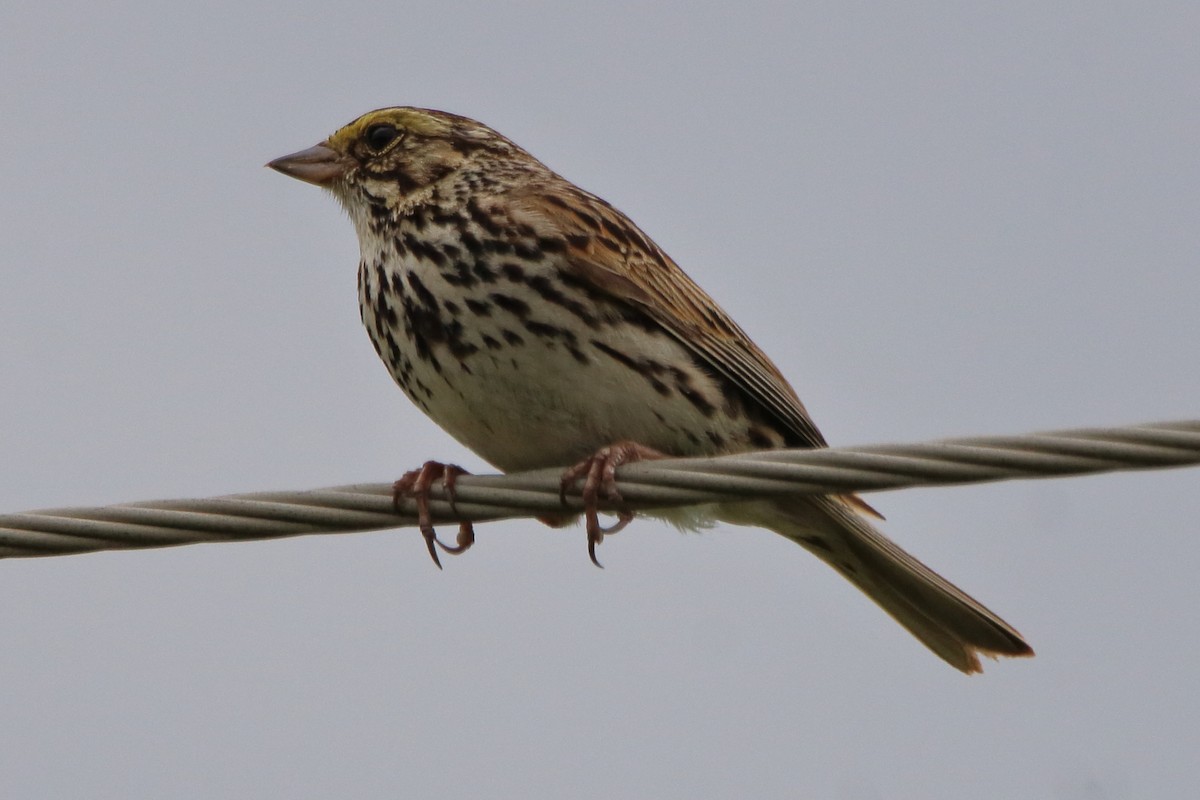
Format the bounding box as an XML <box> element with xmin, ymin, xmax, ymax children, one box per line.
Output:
<box><xmin>511</xmin><ymin>182</ymin><xmax>828</xmax><ymax>451</ymax></box>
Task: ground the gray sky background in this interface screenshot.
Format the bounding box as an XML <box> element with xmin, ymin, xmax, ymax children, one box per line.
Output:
<box><xmin>2</xmin><ymin>2</ymin><xmax>1198</xmax><ymax>797</ymax></box>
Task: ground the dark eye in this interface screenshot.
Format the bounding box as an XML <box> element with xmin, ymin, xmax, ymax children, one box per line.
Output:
<box><xmin>365</xmin><ymin>123</ymin><xmax>400</xmax><ymax>151</ymax></box>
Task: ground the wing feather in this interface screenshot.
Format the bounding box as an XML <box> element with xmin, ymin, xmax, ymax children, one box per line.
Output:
<box><xmin>513</xmin><ymin>183</ymin><xmax>827</xmax><ymax>450</ymax></box>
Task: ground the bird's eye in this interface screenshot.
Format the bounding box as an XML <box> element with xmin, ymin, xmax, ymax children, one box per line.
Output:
<box><xmin>365</xmin><ymin>123</ymin><xmax>400</xmax><ymax>151</ymax></box>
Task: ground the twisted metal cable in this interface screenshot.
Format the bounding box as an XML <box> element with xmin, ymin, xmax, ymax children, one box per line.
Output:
<box><xmin>2</xmin><ymin>419</ymin><xmax>1197</xmax><ymax>559</ymax></box>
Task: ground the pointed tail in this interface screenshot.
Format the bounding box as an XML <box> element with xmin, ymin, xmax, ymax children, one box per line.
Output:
<box><xmin>722</xmin><ymin>495</ymin><xmax>1033</xmax><ymax>673</ymax></box>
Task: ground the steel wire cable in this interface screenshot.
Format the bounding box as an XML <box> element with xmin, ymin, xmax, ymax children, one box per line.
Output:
<box><xmin>2</xmin><ymin>420</ymin><xmax>1197</xmax><ymax>558</ymax></box>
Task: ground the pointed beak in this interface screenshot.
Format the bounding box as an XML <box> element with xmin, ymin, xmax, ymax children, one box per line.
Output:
<box><xmin>266</xmin><ymin>143</ymin><xmax>351</xmax><ymax>187</ymax></box>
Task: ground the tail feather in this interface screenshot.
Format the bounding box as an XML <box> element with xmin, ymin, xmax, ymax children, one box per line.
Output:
<box><xmin>720</xmin><ymin>496</ymin><xmax>1033</xmax><ymax>673</ymax></box>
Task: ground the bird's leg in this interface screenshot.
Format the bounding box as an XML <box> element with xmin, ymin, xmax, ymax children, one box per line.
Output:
<box><xmin>393</xmin><ymin>461</ymin><xmax>475</xmax><ymax>569</ymax></box>
<box><xmin>557</xmin><ymin>441</ymin><xmax>666</xmax><ymax>568</ymax></box>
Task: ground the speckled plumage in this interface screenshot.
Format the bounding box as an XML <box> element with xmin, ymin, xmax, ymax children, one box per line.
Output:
<box><xmin>269</xmin><ymin>107</ymin><xmax>1034</xmax><ymax>673</ymax></box>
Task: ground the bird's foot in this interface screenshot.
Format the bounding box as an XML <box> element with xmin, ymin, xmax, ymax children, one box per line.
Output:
<box><xmin>556</xmin><ymin>441</ymin><xmax>666</xmax><ymax>568</ymax></box>
<box><xmin>393</xmin><ymin>461</ymin><xmax>475</xmax><ymax>569</ymax></box>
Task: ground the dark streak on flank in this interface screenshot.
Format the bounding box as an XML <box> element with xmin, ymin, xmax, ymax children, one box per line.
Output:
<box><xmin>464</xmin><ymin>298</ymin><xmax>492</xmax><ymax>316</ymax></box>
<box><xmin>668</xmin><ymin>365</ymin><xmax>716</xmax><ymax>418</ymax></box>
<box><xmin>747</xmin><ymin>427</ymin><xmax>774</xmax><ymax>449</ymax></box>
<box><xmin>527</xmin><ymin>274</ymin><xmax>597</xmax><ymax>326</ymax></box>
<box><xmin>591</xmin><ymin>341</ymin><xmax>670</xmax><ymax>396</ymax></box>
<box><xmin>472</xmin><ymin>260</ymin><xmax>497</xmax><ymax>283</ymax></box>
<box><xmin>490</xmin><ymin>293</ymin><xmax>531</xmax><ymax>319</ymax></box>
<box><xmin>440</xmin><ymin>261</ymin><xmax>478</xmax><ymax>288</ymax></box>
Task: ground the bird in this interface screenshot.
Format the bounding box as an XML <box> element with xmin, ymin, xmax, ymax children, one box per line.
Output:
<box><xmin>268</xmin><ymin>107</ymin><xmax>1033</xmax><ymax>673</ymax></box>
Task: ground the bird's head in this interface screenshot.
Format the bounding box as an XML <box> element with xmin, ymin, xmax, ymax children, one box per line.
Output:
<box><xmin>268</xmin><ymin>107</ymin><xmax>524</xmax><ymax>211</ymax></box>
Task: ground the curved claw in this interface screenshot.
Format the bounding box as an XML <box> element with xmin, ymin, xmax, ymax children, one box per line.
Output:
<box><xmin>420</xmin><ymin>525</ymin><xmax>445</xmax><ymax>570</ymax></box>
<box><xmin>558</xmin><ymin>441</ymin><xmax>666</xmax><ymax>568</ymax></box>
<box><xmin>586</xmin><ymin>510</ymin><xmax>634</xmax><ymax>568</ymax></box>
<box><xmin>393</xmin><ymin>461</ymin><xmax>475</xmax><ymax>568</ymax></box>
<box><xmin>587</xmin><ymin>532</ymin><xmax>603</xmax><ymax>568</ymax></box>
<box><xmin>438</xmin><ymin>522</ymin><xmax>475</xmax><ymax>555</ymax></box>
